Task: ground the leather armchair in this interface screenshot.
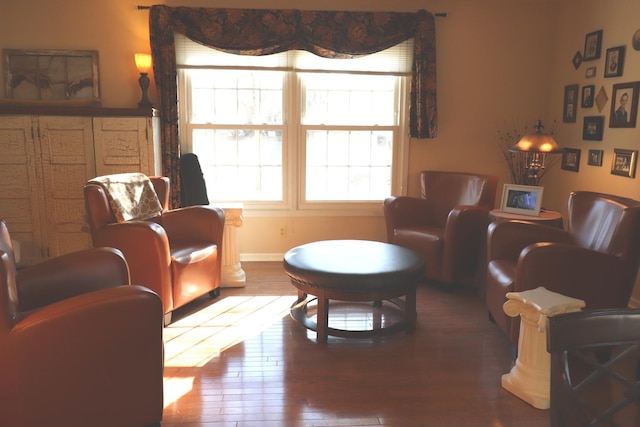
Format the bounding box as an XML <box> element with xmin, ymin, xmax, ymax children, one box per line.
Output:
<box><xmin>384</xmin><ymin>171</ymin><xmax>498</xmax><ymax>286</ymax></box>
<box><xmin>487</xmin><ymin>191</ymin><xmax>640</xmax><ymax>347</ymax></box>
<box><xmin>0</xmin><ymin>220</ymin><xmax>163</xmax><ymax>427</ymax></box>
<box><xmin>84</xmin><ymin>174</ymin><xmax>225</xmax><ymax>325</ymax></box>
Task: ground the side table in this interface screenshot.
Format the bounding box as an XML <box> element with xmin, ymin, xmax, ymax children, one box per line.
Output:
<box><xmin>501</xmin><ymin>287</ymin><xmax>585</xmax><ymax>409</ymax></box>
<box><xmin>219</xmin><ymin>204</ymin><xmax>246</xmax><ymax>288</ymax></box>
<box><xmin>489</xmin><ymin>209</ymin><xmax>563</xmax><ymax>229</ymax></box>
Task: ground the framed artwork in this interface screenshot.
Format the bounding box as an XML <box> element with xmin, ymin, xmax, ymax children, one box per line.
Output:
<box><xmin>3</xmin><ymin>48</ymin><xmax>100</xmax><ymax>104</ymax></box>
<box><xmin>585</xmin><ymin>66</ymin><xmax>596</xmax><ymax>78</ymax></box>
<box><xmin>611</xmin><ymin>148</ymin><xmax>638</xmax><ymax>178</ymax></box>
<box><xmin>582</xmin><ymin>116</ymin><xmax>604</xmax><ymax>140</ymax></box>
<box><xmin>583</xmin><ymin>30</ymin><xmax>603</xmax><ymax>61</ymax></box>
<box><xmin>499</xmin><ymin>184</ymin><xmax>544</xmax><ymax>217</ymax></box>
<box><xmin>572</xmin><ymin>51</ymin><xmax>583</xmax><ymax>69</ymax></box>
<box><xmin>604</xmin><ymin>46</ymin><xmax>625</xmax><ymax>78</ymax></box>
<box><xmin>563</xmin><ymin>84</ymin><xmax>579</xmax><ymax>123</ymax></box>
<box><xmin>562</xmin><ymin>148</ymin><xmax>581</xmax><ymax>172</ymax></box>
<box><xmin>587</xmin><ymin>149</ymin><xmax>603</xmax><ymax>166</ymax></box>
<box><xmin>581</xmin><ymin>85</ymin><xmax>595</xmax><ymax>108</ymax></box>
<box><xmin>595</xmin><ymin>86</ymin><xmax>609</xmax><ymax>113</ymax></box>
<box><xmin>609</xmin><ymin>82</ymin><xmax>639</xmax><ymax>128</ymax></box>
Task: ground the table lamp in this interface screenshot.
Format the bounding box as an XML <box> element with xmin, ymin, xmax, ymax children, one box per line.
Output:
<box><xmin>509</xmin><ymin>120</ymin><xmax>562</xmax><ymax>186</ymax></box>
<box><xmin>134</xmin><ymin>53</ymin><xmax>153</xmax><ymax>108</ymax></box>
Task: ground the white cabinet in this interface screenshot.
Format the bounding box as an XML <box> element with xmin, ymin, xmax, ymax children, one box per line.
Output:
<box><xmin>0</xmin><ymin>107</ymin><xmax>159</xmax><ymax>265</ymax></box>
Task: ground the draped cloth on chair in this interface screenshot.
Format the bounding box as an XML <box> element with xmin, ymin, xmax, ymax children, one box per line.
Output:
<box><xmin>149</xmin><ymin>6</ymin><xmax>437</xmax><ymax>208</ymax></box>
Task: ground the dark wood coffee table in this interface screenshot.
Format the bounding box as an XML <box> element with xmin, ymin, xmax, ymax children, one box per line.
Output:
<box><xmin>283</xmin><ymin>240</ymin><xmax>425</xmax><ymax>342</ymax></box>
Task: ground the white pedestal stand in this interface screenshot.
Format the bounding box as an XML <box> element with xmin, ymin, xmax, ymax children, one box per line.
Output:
<box><xmin>501</xmin><ymin>287</ymin><xmax>585</xmax><ymax>409</ymax></box>
<box><xmin>219</xmin><ymin>204</ymin><xmax>246</xmax><ymax>288</ymax></box>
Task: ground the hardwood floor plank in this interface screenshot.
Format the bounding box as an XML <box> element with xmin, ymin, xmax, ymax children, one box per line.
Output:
<box><xmin>161</xmin><ymin>262</ymin><xmax>550</xmax><ymax>426</ymax></box>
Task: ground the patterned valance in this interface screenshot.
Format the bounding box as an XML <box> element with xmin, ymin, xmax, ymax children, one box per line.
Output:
<box><xmin>149</xmin><ymin>6</ymin><xmax>437</xmax><ymax>207</ymax></box>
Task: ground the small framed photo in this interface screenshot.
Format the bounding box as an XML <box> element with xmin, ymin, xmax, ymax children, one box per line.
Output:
<box><xmin>581</xmin><ymin>85</ymin><xmax>595</xmax><ymax>108</ymax></box>
<box><xmin>585</xmin><ymin>66</ymin><xmax>596</xmax><ymax>78</ymax></box>
<box><xmin>562</xmin><ymin>148</ymin><xmax>581</xmax><ymax>172</ymax></box>
<box><xmin>587</xmin><ymin>149</ymin><xmax>603</xmax><ymax>166</ymax></box>
<box><xmin>609</xmin><ymin>82</ymin><xmax>639</xmax><ymax>128</ymax></box>
<box><xmin>611</xmin><ymin>148</ymin><xmax>638</xmax><ymax>178</ymax></box>
<box><xmin>583</xmin><ymin>30</ymin><xmax>603</xmax><ymax>61</ymax></box>
<box><xmin>582</xmin><ymin>116</ymin><xmax>604</xmax><ymax>140</ymax></box>
<box><xmin>572</xmin><ymin>51</ymin><xmax>583</xmax><ymax>69</ymax></box>
<box><xmin>563</xmin><ymin>84</ymin><xmax>579</xmax><ymax>123</ymax></box>
<box><xmin>500</xmin><ymin>184</ymin><xmax>544</xmax><ymax>217</ymax></box>
<box><xmin>604</xmin><ymin>46</ymin><xmax>625</xmax><ymax>78</ymax></box>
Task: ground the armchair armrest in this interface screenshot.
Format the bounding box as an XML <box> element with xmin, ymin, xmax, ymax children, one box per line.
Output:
<box><xmin>383</xmin><ymin>196</ymin><xmax>430</xmax><ymax>242</ymax></box>
<box><xmin>162</xmin><ymin>205</ymin><xmax>225</xmax><ymax>244</ymax></box>
<box><xmin>515</xmin><ymin>242</ymin><xmax>630</xmax><ymax>308</ymax></box>
<box><xmin>16</xmin><ymin>247</ymin><xmax>129</xmax><ymax>312</ymax></box>
<box><xmin>6</xmin><ymin>285</ymin><xmax>163</xmax><ymax>426</ymax></box>
<box><xmin>442</xmin><ymin>205</ymin><xmax>491</xmax><ymax>280</ymax></box>
<box><xmin>487</xmin><ymin>219</ymin><xmax>574</xmax><ymax>263</ymax></box>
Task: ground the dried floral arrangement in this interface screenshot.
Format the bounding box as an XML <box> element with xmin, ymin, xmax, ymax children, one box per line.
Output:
<box><xmin>497</xmin><ymin>119</ymin><xmax>560</xmax><ymax>185</ymax></box>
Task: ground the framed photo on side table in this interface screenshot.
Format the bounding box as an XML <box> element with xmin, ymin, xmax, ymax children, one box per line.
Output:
<box><xmin>500</xmin><ymin>184</ymin><xmax>544</xmax><ymax>217</ymax></box>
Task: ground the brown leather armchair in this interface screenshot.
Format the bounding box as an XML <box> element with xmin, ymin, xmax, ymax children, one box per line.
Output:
<box><xmin>0</xmin><ymin>220</ymin><xmax>163</xmax><ymax>427</ymax></box>
<box><xmin>384</xmin><ymin>171</ymin><xmax>498</xmax><ymax>286</ymax></box>
<box><xmin>84</xmin><ymin>174</ymin><xmax>225</xmax><ymax>325</ymax></box>
<box><xmin>487</xmin><ymin>191</ymin><xmax>640</xmax><ymax>347</ymax></box>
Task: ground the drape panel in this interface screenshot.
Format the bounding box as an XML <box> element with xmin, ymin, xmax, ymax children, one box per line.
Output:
<box><xmin>149</xmin><ymin>5</ymin><xmax>437</xmax><ymax>207</ymax></box>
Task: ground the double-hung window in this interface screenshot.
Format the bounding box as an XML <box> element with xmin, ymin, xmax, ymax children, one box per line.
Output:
<box><xmin>177</xmin><ymin>34</ymin><xmax>412</xmax><ymax>214</ymax></box>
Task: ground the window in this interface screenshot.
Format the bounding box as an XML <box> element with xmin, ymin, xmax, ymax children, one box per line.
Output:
<box><xmin>177</xmin><ymin>34</ymin><xmax>411</xmax><ymax>213</ymax></box>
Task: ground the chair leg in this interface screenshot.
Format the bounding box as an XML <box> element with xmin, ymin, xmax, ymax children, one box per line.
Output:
<box><xmin>163</xmin><ymin>311</ymin><xmax>172</xmax><ymax>327</ymax></box>
<box><xmin>209</xmin><ymin>288</ymin><xmax>221</xmax><ymax>298</ymax></box>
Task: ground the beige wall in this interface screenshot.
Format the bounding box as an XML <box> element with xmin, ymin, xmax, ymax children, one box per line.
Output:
<box><xmin>2</xmin><ymin>0</ymin><xmax>639</xmax><ymax>301</ymax></box>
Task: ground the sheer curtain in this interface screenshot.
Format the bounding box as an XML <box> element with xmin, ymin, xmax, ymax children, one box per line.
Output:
<box><xmin>149</xmin><ymin>6</ymin><xmax>437</xmax><ymax>207</ymax></box>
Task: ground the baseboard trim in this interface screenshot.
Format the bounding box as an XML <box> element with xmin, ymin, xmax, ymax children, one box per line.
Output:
<box><xmin>240</xmin><ymin>253</ymin><xmax>284</xmax><ymax>262</ymax></box>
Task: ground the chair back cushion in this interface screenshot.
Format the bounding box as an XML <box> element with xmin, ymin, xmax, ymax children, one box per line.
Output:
<box><xmin>420</xmin><ymin>171</ymin><xmax>498</xmax><ymax>228</ymax></box>
<box><xmin>88</xmin><ymin>173</ymin><xmax>163</xmax><ymax>222</ymax></box>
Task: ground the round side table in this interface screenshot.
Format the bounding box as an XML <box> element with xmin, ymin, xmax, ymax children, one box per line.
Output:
<box><xmin>489</xmin><ymin>209</ymin><xmax>563</xmax><ymax>229</ymax></box>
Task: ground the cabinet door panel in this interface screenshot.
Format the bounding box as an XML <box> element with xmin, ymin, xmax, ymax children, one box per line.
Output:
<box><xmin>0</xmin><ymin>115</ymin><xmax>45</xmax><ymax>264</ymax></box>
<box><xmin>38</xmin><ymin>116</ymin><xmax>95</xmax><ymax>258</ymax></box>
<box><xmin>93</xmin><ymin>117</ymin><xmax>153</xmax><ymax>175</ymax></box>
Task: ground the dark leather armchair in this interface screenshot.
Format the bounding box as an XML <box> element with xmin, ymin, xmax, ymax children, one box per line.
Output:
<box><xmin>84</xmin><ymin>173</ymin><xmax>225</xmax><ymax>325</ymax></box>
<box><xmin>0</xmin><ymin>220</ymin><xmax>163</xmax><ymax>427</ymax></box>
<box><xmin>383</xmin><ymin>171</ymin><xmax>498</xmax><ymax>286</ymax></box>
<box><xmin>547</xmin><ymin>309</ymin><xmax>640</xmax><ymax>427</ymax></box>
<box><xmin>487</xmin><ymin>191</ymin><xmax>640</xmax><ymax>346</ymax></box>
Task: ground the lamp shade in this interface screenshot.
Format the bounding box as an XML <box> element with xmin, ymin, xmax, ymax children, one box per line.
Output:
<box><xmin>134</xmin><ymin>53</ymin><xmax>152</xmax><ymax>73</ymax></box>
<box><xmin>509</xmin><ymin>120</ymin><xmax>562</xmax><ymax>153</ymax></box>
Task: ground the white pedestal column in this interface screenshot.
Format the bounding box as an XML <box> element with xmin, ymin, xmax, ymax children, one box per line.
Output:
<box><xmin>501</xmin><ymin>287</ymin><xmax>585</xmax><ymax>409</ymax></box>
<box><xmin>219</xmin><ymin>204</ymin><xmax>246</xmax><ymax>288</ymax></box>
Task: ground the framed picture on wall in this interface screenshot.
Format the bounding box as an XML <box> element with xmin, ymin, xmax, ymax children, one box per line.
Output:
<box><xmin>609</xmin><ymin>82</ymin><xmax>639</xmax><ymax>128</ymax></box>
<box><xmin>583</xmin><ymin>116</ymin><xmax>604</xmax><ymax>140</ymax></box>
<box><xmin>611</xmin><ymin>148</ymin><xmax>638</xmax><ymax>178</ymax></box>
<box><xmin>583</xmin><ymin>30</ymin><xmax>603</xmax><ymax>61</ymax></box>
<box><xmin>604</xmin><ymin>46</ymin><xmax>625</xmax><ymax>78</ymax></box>
<box><xmin>562</xmin><ymin>148</ymin><xmax>581</xmax><ymax>172</ymax></box>
<box><xmin>587</xmin><ymin>149</ymin><xmax>603</xmax><ymax>166</ymax></box>
<box><xmin>563</xmin><ymin>84</ymin><xmax>579</xmax><ymax>123</ymax></box>
<box><xmin>581</xmin><ymin>85</ymin><xmax>595</xmax><ymax>108</ymax></box>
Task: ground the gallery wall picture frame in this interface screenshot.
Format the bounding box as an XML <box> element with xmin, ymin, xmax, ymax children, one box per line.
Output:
<box><xmin>609</xmin><ymin>82</ymin><xmax>639</xmax><ymax>128</ymax></box>
<box><xmin>595</xmin><ymin>86</ymin><xmax>609</xmax><ymax>113</ymax></box>
<box><xmin>3</xmin><ymin>48</ymin><xmax>100</xmax><ymax>104</ymax></box>
<box><xmin>585</xmin><ymin>66</ymin><xmax>596</xmax><ymax>78</ymax></box>
<box><xmin>581</xmin><ymin>85</ymin><xmax>595</xmax><ymax>108</ymax></box>
<box><xmin>587</xmin><ymin>149</ymin><xmax>603</xmax><ymax>166</ymax></box>
<box><xmin>562</xmin><ymin>148</ymin><xmax>581</xmax><ymax>172</ymax></box>
<box><xmin>584</xmin><ymin>30</ymin><xmax>603</xmax><ymax>60</ymax></box>
<box><xmin>611</xmin><ymin>148</ymin><xmax>638</xmax><ymax>178</ymax></box>
<box><xmin>563</xmin><ymin>84</ymin><xmax>579</xmax><ymax>123</ymax></box>
<box><xmin>604</xmin><ymin>46</ymin><xmax>625</xmax><ymax>78</ymax></box>
<box><xmin>582</xmin><ymin>116</ymin><xmax>604</xmax><ymax>140</ymax></box>
<box><xmin>499</xmin><ymin>184</ymin><xmax>544</xmax><ymax>217</ymax></box>
<box><xmin>572</xmin><ymin>51</ymin><xmax>583</xmax><ymax>70</ymax></box>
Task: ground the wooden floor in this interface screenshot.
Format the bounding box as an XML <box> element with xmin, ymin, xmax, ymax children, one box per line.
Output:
<box><xmin>160</xmin><ymin>262</ymin><xmax>550</xmax><ymax>427</ymax></box>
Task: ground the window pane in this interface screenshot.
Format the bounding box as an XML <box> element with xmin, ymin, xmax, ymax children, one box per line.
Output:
<box><xmin>302</xmin><ymin>73</ymin><xmax>396</xmax><ymax>126</ymax></box>
<box><xmin>306</xmin><ymin>130</ymin><xmax>392</xmax><ymax>201</ymax></box>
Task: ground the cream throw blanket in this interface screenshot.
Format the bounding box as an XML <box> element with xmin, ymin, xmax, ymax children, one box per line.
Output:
<box><xmin>88</xmin><ymin>173</ymin><xmax>163</xmax><ymax>222</ymax></box>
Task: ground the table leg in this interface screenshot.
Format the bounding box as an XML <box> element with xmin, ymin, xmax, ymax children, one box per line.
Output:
<box><xmin>317</xmin><ymin>296</ymin><xmax>329</xmax><ymax>343</ymax></box>
<box><xmin>405</xmin><ymin>287</ymin><xmax>417</xmax><ymax>333</ymax></box>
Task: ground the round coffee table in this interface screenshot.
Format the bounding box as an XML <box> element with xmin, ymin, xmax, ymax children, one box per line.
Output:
<box><xmin>283</xmin><ymin>239</ymin><xmax>425</xmax><ymax>342</ymax></box>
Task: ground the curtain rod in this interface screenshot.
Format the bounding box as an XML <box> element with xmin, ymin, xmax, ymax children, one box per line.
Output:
<box><xmin>136</xmin><ymin>5</ymin><xmax>447</xmax><ymax>16</ymax></box>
